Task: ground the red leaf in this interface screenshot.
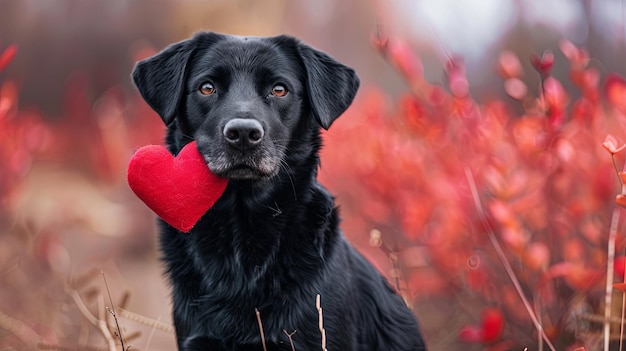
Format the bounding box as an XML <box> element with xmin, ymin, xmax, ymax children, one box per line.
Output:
<box><xmin>616</xmin><ymin>194</ymin><xmax>626</xmax><ymax>209</ymax></box>
<box><xmin>620</xmin><ymin>172</ymin><xmax>626</xmax><ymax>186</ymax></box>
<box><xmin>446</xmin><ymin>57</ymin><xmax>469</xmax><ymax>97</ymax></box>
<box><xmin>428</xmin><ymin>85</ymin><xmax>448</xmax><ymax>106</ymax></box>
<box><xmin>571</xmin><ymin>67</ymin><xmax>599</xmax><ymax>91</ymax></box>
<box><xmin>571</xmin><ymin>99</ymin><xmax>593</xmax><ymax>121</ymax></box>
<box><xmin>370</xmin><ymin>31</ymin><xmax>389</xmax><ymax>52</ymax></box>
<box><xmin>602</xmin><ymin>134</ymin><xmax>626</xmax><ymax>154</ymax></box>
<box><xmin>523</xmin><ymin>242</ymin><xmax>550</xmax><ymax>271</ymax></box>
<box><xmin>559</xmin><ymin>39</ymin><xmax>589</xmax><ymax>69</ymax></box>
<box><xmin>386</xmin><ymin>39</ymin><xmax>423</xmax><ymax>83</ymax></box>
<box><xmin>605</xmin><ymin>73</ymin><xmax>626</xmax><ymax>112</ymax></box>
<box><xmin>498</xmin><ymin>50</ymin><xmax>523</xmax><ymax>79</ymax></box>
<box><xmin>481</xmin><ymin>308</ymin><xmax>505</xmax><ymax>342</ymax></box>
<box><xmin>458</xmin><ymin>325</ymin><xmax>483</xmax><ymax>343</ymax></box>
<box><xmin>0</xmin><ymin>43</ymin><xmax>17</xmax><ymax>72</ymax></box>
<box><xmin>398</xmin><ymin>94</ymin><xmax>427</xmax><ymax>135</ymax></box>
<box><xmin>530</xmin><ymin>50</ymin><xmax>554</xmax><ymax>76</ymax></box>
<box><xmin>458</xmin><ymin>308</ymin><xmax>505</xmax><ymax>343</ymax></box>
<box><xmin>0</xmin><ymin>81</ymin><xmax>18</xmax><ymax>121</ymax></box>
<box><xmin>504</xmin><ymin>78</ymin><xmax>527</xmax><ymax>100</ymax></box>
<box><xmin>614</xmin><ymin>282</ymin><xmax>626</xmax><ymax>292</ymax></box>
<box><xmin>541</xmin><ymin>261</ymin><xmax>598</xmax><ymax>290</ymax></box>
<box><xmin>543</xmin><ymin>77</ymin><xmax>568</xmax><ymax>109</ymax></box>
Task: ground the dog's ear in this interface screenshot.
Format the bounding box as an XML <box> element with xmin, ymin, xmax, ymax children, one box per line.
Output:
<box><xmin>297</xmin><ymin>43</ymin><xmax>360</xmax><ymax>130</ymax></box>
<box><xmin>132</xmin><ymin>32</ymin><xmax>221</xmax><ymax>125</ymax></box>
<box><xmin>132</xmin><ymin>40</ymin><xmax>193</xmax><ymax>125</ymax></box>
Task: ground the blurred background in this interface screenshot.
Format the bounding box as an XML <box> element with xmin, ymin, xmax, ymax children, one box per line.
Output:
<box><xmin>3</xmin><ymin>0</ymin><xmax>626</xmax><ymax>350</ymax></box>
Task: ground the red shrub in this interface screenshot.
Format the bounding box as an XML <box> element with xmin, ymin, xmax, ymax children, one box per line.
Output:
<box><xmin>320</xmin><ymin>37</ymin><xmax>626</xmax><ymax>348</ymax></box>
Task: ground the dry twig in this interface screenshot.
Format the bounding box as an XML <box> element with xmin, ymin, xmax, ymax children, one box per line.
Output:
<box><xmin>283</xmin><ymin>330</ymin><xmax>297</xmax><ymax>351</ymax></box>
<box><xmin>255</xmin><ymin>308</ymin><xmax>268</xmax><ymax>351</ymax></box>
<box><xmin>316</xmin><ymin>294</ymin><xmax>327</xmax><ymax>351</ymax></box>
<box><xmin>70</xmin><ymin>289</ymin><xmax>116</xmax><ymax>351</ymax></box>
<box><xmin>117</xmin><ymin>308</ymin><xmax>174</xmax><ymax>334</ymax></box>
<box><xmin>0</xmin><ymin>309</ymin><xmax>41</xmax><ymax>349</ymax></box>
<box><xmin>101</xmin><ymin>271</ymin><xmax>127</xmax><ymax>350</ymax></box>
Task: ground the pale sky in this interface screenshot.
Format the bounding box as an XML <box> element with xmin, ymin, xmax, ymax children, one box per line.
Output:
<box><xmin>390</xmin><ymin>0</ymin><xmax>625</xmax><ymax>62</ymax></box>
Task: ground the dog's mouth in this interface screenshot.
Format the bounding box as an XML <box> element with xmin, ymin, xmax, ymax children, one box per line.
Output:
<box><xmin>195</xmin><ymin>136</ymin><xmax>284</xmax><ymax>180</ymax></box>
<box><xmin>221</xmin><ymin>163</ymin><xmax>277</xmax><ymax>180</ymax></box>
<box><xmin>204</xmin><ymin>156</ymin><xmax>280</xmax><ymax>180</ymax></box>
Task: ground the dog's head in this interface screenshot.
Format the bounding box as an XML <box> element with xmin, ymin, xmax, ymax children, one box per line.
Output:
<box><xmin>132</xmin><ymin>32</ymin><xmax>359</xmax><ymax>180</ymax></box>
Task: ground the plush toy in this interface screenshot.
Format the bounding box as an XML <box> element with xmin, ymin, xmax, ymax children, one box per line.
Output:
<box><xmin>127</xmin><ymin>141</ymin><xmax>228</xmax><ymax>232</ymax></box>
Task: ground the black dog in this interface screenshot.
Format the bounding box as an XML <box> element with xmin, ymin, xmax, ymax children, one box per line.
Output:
<box><xmin>132</xmin><ymin>32</ymin><xmax>426</xmax><ymax>351</ymax></box>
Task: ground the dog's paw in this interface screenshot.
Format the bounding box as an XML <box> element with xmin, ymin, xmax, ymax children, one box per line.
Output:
<box><xmin>127</xmin><ymin>141</ymin><xmax>228</xmax><ymax>232</ymax></box>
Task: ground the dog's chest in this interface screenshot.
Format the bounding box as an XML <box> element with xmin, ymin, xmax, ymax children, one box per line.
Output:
<box><xmin>191</xmin><ymin>285</ymin><xmax>322</xmax><ymax>348</ymax></box>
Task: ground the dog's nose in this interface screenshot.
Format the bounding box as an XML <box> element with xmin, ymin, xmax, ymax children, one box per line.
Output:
<box><xmin>223</xmin><ymin>118</ymin><xmax>264</xmax><ymax>148</ymax></box>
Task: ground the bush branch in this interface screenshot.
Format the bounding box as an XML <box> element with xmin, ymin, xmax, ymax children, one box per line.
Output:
<box><xmin>465</xmin><ymin>168</ymin><xmax>556</xmax><ymax>351</ymax></box>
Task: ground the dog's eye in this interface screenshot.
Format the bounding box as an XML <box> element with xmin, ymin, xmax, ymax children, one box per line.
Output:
<box><xmin>199</xmin><ymin>82</ymin><xmax>216</xmax><ymax>95</ymax></box>
<box><xmin>271</xmin><ymin>84</ymin><xmax>288</xmax><ymax>97</ymax></box>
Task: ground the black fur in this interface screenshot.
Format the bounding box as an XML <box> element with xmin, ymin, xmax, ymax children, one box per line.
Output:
<box><xmin>132</xmin><ymin>32</ymin><xmax>426</xmax><ymax>351</ymax></box>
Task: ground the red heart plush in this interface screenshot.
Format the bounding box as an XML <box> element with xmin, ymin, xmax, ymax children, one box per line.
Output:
<box><xmin>127</xmin><ymin>141</ymin><xmax>228</xmax><ymax>233</ymax></box>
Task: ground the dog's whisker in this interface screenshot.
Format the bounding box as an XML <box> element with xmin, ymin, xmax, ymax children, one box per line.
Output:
<box><xmin>281</xmin><ymin>162</ymin><xmax>298</xmax><ymax>202</ymax></box>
